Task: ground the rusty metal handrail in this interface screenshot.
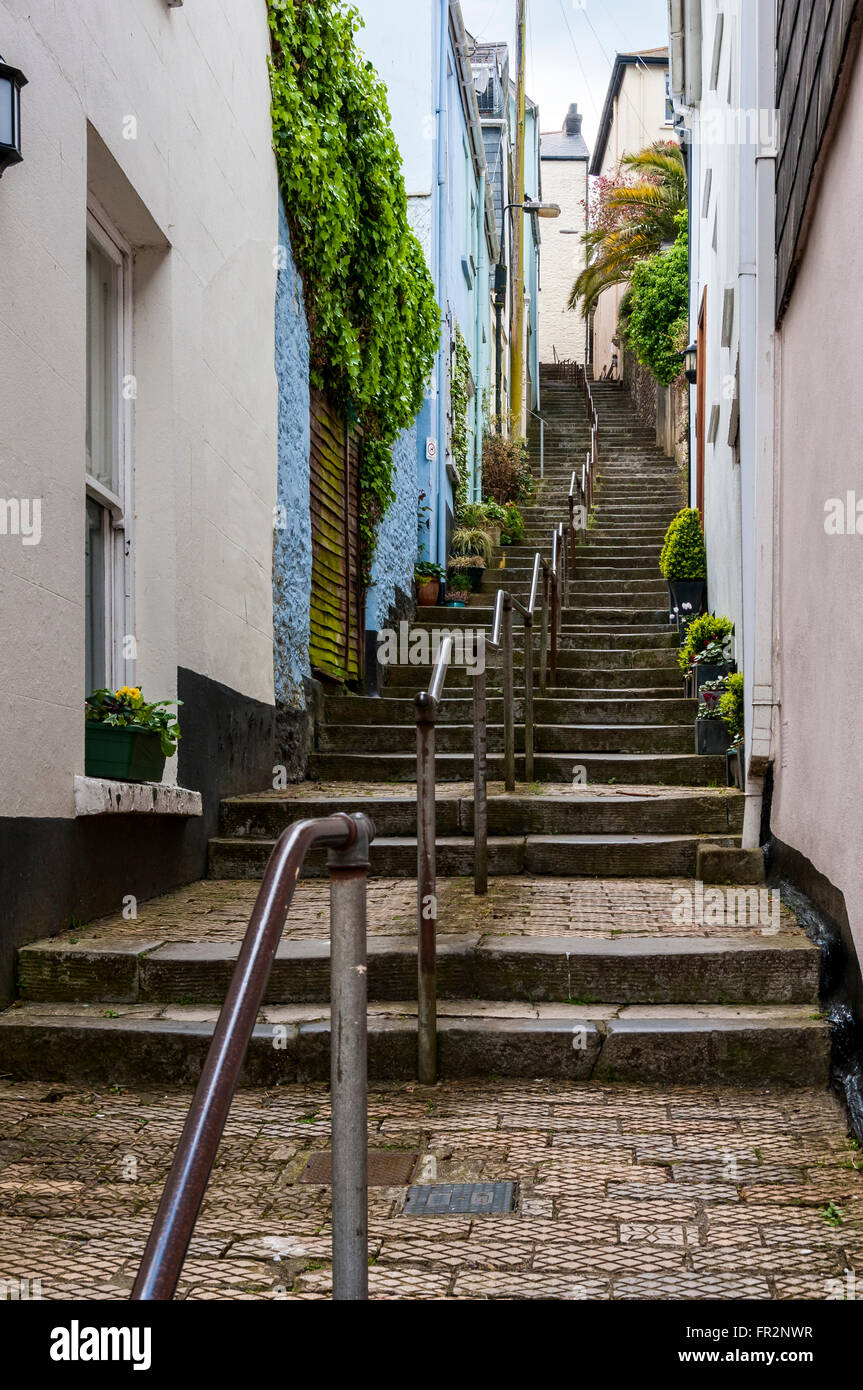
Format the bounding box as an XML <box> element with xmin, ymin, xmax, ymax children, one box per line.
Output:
<box><xmin>131</xmin><ymin>811</ymin><xmax>375</xmax><ymax>1302</ymax></box>
<box><xmin>415</xmin><ymin>635</ymin><xmax>453</xmax><ymax>1085</ymax></box>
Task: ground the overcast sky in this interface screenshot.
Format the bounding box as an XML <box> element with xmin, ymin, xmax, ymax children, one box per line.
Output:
<box><xmin>460</xmin><ymin>0</ymin><xmax>669</xmax><ymax>153</ymax></box>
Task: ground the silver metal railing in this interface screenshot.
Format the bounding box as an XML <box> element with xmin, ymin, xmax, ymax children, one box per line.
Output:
<box><xmin>415</xmin><ymin>635</ymin><xmax>453</xmax><ymax>1085</ymax></box>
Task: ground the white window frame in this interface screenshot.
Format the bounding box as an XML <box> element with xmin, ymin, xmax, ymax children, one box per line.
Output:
<box><xmin>86</xmin><ymin>204</ymin><xmax>134</xmax><ymax>693</ymax></box>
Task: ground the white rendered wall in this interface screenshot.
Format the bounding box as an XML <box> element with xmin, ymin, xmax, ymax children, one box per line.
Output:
<box><xmin>538</xmin><ymin>157</ymin><xmax>588</xmax><ymax>364</ymax></box>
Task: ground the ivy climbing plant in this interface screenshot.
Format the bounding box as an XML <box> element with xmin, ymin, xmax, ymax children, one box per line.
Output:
<box><xmin>450</xmin><ymin>325</ymin><xmax>473</xmax><ymax>514</ymax></box>
<box><xmin>268</xmin><ymin>0</ymin><xmax>440</xmax><ymax>585</ymax></box>
<box><xmin>619</xmin><ymin>212</ymin><xmax>689</xmax><ymax>387</ymax></box>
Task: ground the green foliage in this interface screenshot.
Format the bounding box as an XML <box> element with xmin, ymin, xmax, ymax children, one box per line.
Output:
<box><xmin>268</xmin><ymin>0</ymin><xmax>440</xmax><ymax>584</ymax></box>
<box><xmin>660</xmin><ymin>507</ymin><xmax>707</xmax><ymax>581</ymax></box>
<box><xmin>678</xmin><ymin>613</ymin><xmax>735</xmax><ymax>674</ymax></box>
<box><xmin>720</xmin><ymin>671</ymin><xmax>745</xmax><ymax>744</ymax></box>
<box><xmin>621</xmin><ymin>213</ymin><xmax>689</xmax><ymax>385</ymax></box>
<box><xmin>450</xmin><ymin>526</ymin><xmax>492</xmax><ymax>566</ymax></box>
<box><xmin>85</xmin><ymin>687</ymin><xmax>182</xmax><ymax>758</ymax></box>
<box><xmin>450</xmin><ymin>325</ymin><xmax>472</xmax><ymax>513</ymax></box>
<box><xmin>414</xmin><ymin>561</ymin><xmax>445</xmax><ymax>582</ymax></box>
<box><xmin>570</xmin><ymin>142</ymin><xmax>687</xmax><ymax>318</ymax></box>
<box><xmin>500</xmin><ymin>501</ymin><xmax>525</xmax><ymax>545</ymax></box>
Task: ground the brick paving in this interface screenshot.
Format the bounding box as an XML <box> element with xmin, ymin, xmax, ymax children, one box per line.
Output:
<box><xmin>44</xmin><ymin>873</ymin><xmax>800</xmax><ymax>947</ymax></box>
<box><xmin>0</xmin><ymin>1077</ymin><xmax>860</xmax><ymax>1300</ymax></box>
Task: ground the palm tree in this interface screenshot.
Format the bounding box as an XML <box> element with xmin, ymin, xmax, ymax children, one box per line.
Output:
<box><xmin>568</xmin><ymin>142</ymin><xmax>687</xmax><ymax>318</ymax></box>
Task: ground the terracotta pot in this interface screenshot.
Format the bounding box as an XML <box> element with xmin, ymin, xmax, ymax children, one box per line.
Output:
<box><xmin>417</xmin><ymin>578</ymin><xmax>440</xmax><ymax>607</ymax></box>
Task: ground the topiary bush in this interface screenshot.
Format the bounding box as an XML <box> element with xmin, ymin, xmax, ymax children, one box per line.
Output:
<box><xmin>720</xmin><ymin>671</ymin><xmax>745</xmax><ymax>744</ymax></box>
<box><xmin>660</xmin><ymin>508</ymin><xmax>707</xmax><ymax>581</ymax></box>
<box><xmin>678</xmin><ymin>613</ymin><xmax>735</xmax><ymax>674</ymax></box>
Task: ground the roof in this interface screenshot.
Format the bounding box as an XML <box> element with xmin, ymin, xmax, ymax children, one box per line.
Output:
<box><xmin>541</xmin><ymin>101</ymin><xmax>589</xmax><ymax>161</ymax></box>
<box><xmin>589</xmin><ymin>48</ymin><xmax>670</xmax><ymax>176</ymax></box>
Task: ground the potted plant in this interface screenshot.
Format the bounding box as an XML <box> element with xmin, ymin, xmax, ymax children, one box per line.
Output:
<box><xmin>415</xmin><ymin>561</ymin><xmax>445</xmax><ymax>607</ymax></box>
<box><xmin>720</xmin><ymin>671</ymin><xmax>745</xmax><ymax>788</ymax></box>
<box><xmin>445</xmin><ymin>587</ymin><xmax>471</xmax><ymax>608</ymax></box>
<box><xmin>678</xmin><ymin>613</ymin><xmax>735</xmax><ymax>693</ymax></box>
<box><xmin>695</xmin><ymin>678</ymin><xmax>731</xmax><ymax>756</ymax></box>
<box><xmin>85</xmin><ymin>687</ymin><xmax>181</xmax><ymax>783</ymax></box>
<box><xmin>660</xmin><ymin>507</ymin><xmax>707</xmax><ymax>614</ymax></box>
<box><xmin>481</xmin><ymin>432</ymin><xmax>535</xmax><ymax>505</ymax></box>
<box><xmin>459</xmin><ymin>500</ymin><xmax>507</xmax><ymax>548</ymax></box>
<box><xmin>449</xmin><ymin>525</ymin><xmax>492</xmax><ymax>594</ymax></box>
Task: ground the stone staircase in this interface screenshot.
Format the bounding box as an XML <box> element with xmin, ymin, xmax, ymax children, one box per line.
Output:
<box><xmin>0</xmin><ymin>370</ymin><xmax>830</xmax><ymax>1089</ymax></box>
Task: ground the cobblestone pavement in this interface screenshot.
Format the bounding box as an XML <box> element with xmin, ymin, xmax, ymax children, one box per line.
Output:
<box><xmin>0</xmin><ymin>1078</ymin><xmax>860</xmax><ymax>1300</ymax></box>
<box><xmin>43</xmin><ymin>874</ymin><xmax>800</xmax><ymax>947</ymax></box>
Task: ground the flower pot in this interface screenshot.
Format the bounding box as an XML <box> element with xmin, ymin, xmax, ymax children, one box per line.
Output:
<box><xmin>726</xmin><ymin>744</ymin><xmax>745</xmax><ymax>789</ymax></box>
<box><xmin>85</xmin><ymin>724</ymin><xmax>167</xmax><ymax>783</ymax></box>
<box><xmin>695</xmin><ymin>719</ymin><xmax>730</xmax><ymax>756</ymax></box>
<box><xmin>481</xmin><ymin>525</ymin><xmax>502</xmax><ymax>548</ymax></box>
<box><xmin>694</xmin><ymin>661</ymin><xmax>735</xmax><ymax>696</ymax></box>
<box><xmin>668</xmin><ymin>579</ymin><xmax>706</xmax><ymax>615</ymax></box>
<box><xmin>445</xmin><ymin>600</ymin><xmax>466</xmax><ymax>608</ymax></box>
<box><xmin>417</xmin><ymin>578</ymin><xmax>440</xmax><ymax>607</ymax></box>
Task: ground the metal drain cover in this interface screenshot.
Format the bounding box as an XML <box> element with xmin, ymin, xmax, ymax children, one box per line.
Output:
<box><xmin>298</xmin><ymin>1150</ymin><xmax>419</xmax><ymax>1186</ymax></box>
<box><xmin>404</xmin><ymin>1182</ymin><xmax>518</xmax><ymax>1216</ymax></box>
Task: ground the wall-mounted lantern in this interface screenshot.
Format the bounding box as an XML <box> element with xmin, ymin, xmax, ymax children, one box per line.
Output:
<box><xmin>682</xmin><ymin>341</ymin><xmax>698</xmax><ymax>385</ymax></box>
<box><xmin>0</xmin><ymin>55</ymin><xmax>27</xmax><ymax>177</ymax></box>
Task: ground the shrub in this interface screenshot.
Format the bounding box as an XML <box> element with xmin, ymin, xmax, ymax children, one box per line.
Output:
<box><xmin>450</xmin><ymin>526</ymin><xmax>492</xmax><ymax>566</ymax></box>
<box><xmin>621</xmin><ymin>213</ymin><xmax>688</xmax><ymax>385</ymax></box>
<box><xmin>85</xmin><ymin>687</ymin><xmax>182</xmax><ymax>758</ymax></box>
<box><xmin>660</xmin><ymin>508</ymin><xmax>707</xmax><ymax>581</ymax></box>
<box><xmin>678</xmin><ymin>613</ymin><xmax>735</xmax><ymax>674</ymax></box>
<box><xmin>500</xmin><ymin>502</ymin><xmax>525</xmax><ymax>545</ymax></box>
<box><xmin>482</xmin><ymin>433</ymin><xmax>534</xmax><ymax>505</ymax></box>
<box><xmin>414</xmin><ymin>561</ymin><xmax>445</xmax><ymax>583</ymax></box>
<box><xmin>720</xmin><ymin>671</ymin><xmax>745</xmax><ymax>744</ymax></box>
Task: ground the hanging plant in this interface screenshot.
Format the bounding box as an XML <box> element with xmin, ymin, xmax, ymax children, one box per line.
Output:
<box><xmin>268</xmin><ymin>0</ymin><xmax>440</xmax><ymax>586</ymax></box>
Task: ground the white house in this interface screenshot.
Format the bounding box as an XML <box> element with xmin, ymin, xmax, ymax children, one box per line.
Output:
<box><xmin>538</xmin><ymin>103</ymin><xmax>589</xmax><ymax>366</ymax></box>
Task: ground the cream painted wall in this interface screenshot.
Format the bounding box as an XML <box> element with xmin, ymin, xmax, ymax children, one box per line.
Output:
<box><xmin>0</xmin><ymin>0</ymin><xmax>278</xmax><ymax>817</ymax></box>
<box><xmin>593</xmin><ymin>62</ymin><xmax>672</xmax><ymax>378</ymax></box>
<box><xmin>538</xmin><ymin>157</ymin><xmax>588</xmax><ymax>364</ymax></box>
<box><xmin>772</xmin><ymin>35</ymin><xmax>863</xmax><ymax>963</ymax></box>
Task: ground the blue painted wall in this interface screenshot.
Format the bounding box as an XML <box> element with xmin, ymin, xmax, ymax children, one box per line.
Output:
<box><xmin>273</xmin><ymin>199</ymin><xmax>312</xmax><ymax>709</ymax></box>
<box><xmin>367</xmin><ymin>420</ymin><xmax>419</xmax><ymax>631</ymax></box>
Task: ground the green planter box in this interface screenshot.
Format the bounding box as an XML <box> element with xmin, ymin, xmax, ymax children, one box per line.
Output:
<box><xmin>85</xmin><ymin>724</ymin><xmax>167</xmax><ymax>783</ymax></box>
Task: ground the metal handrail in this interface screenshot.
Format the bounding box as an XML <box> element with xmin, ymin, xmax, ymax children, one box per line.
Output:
<box><xmin>131</xmin><ymin>811</ymin><xmax>375</xmax><ymax>1302</ymax></box>
<box><xmin>415</xmin><ymin>635</ymin><xmax>453</xmax><ymax>1085</ymax></box>
<box><xmin>486</xmin><ymin>550</ymin><xmax>541</xmax><ymax>793</ymax></box>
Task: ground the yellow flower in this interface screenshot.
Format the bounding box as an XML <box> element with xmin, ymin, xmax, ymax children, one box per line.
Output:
<box><xmin>116</xmin><ymin>686</ymin><xmax>142</xmax><ymax>704</ymax></box>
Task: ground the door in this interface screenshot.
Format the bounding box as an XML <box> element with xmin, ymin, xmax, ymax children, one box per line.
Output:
<box><xmin>308</xmin><ymin>389</ymin><xmax>364</xmax><ymax>684</ymax></box>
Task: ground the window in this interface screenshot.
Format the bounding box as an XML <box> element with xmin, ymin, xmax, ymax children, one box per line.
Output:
<box><xmin>664</xmin><ymin>73</ymin><xmax>674</xmax><ymax>124</ymax></box>
<box><xmin>85</xmin><ymin>210</ymin><xmax>132</xmax><ymax>695</ymax></box>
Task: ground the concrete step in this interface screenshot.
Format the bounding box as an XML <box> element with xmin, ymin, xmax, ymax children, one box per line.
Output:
<box><xmin>307</xmin><ymin>751</ymin><xmax>726</xmax><ymax>784</ymax></box>
<box><xmin>317</xmin><ymin>723</ymin><xmax>697</xmax><ymax>756</ymax></box>
<box><xmin>209</xmin><ymin>831</ymin><xmax>740</xmax><ymax>880</ymax></box>
<box><xmin>323</xmin><ymin>696</ymin><xmax>695</xmax><ymax>725</ymax></box>
<box><xmin>218</xmin><ymin>790</ymin><xmax>744</xmax><ymax>840</ymax></box>
<box><xmin>18</xmin><ymin>933</ymin><xmax>818</xmax><ymax>1008</ymax></box>
<box><xmin>0</xmin><ymin>1002</ymin><xmax>830</xmax><ymax>1086</ymax></box>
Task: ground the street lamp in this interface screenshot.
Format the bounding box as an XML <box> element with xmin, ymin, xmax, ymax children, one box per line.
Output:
<box><xmin>683</xmin><ymin>341</ymin><xmax>698</xmax><ymax>385</ymax></box>
<box><xmin>504</xmin><ymin>199</ymin><xmax>561</xmax><ymax>219</ymax></box>
<box><xmin>0</xmin><ymin>54</ymin><xmax>27</xmax><ymax>177</ymax></box>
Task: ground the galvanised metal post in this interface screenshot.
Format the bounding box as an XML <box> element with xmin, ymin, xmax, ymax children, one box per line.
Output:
<box><xmin>502</xmin><ymin>592</ymin><xmax>515</xmax><ymax>791</ymax></box>
<box><xmin>415</xmin><ymin>690</ymin><xmax>438</xmax><ymax>1084</ymax></box>
<box><xmin>539</xmin><ymin>564</ymin><xmax>550</xmax><ymax>695</ymax></box>
<box><xmin>473</xmin><ymin>666</ymin><xmax>488</xmax><ymax>895</ymax></box>
<box><xmin>523</xmin><ymin>610</ymin><xmax>534</xmax><ymax>782</ymax></box>
<box><xmin>327</xmin><ymin>816</ymin><xmax>373</xmax><ymax>1302</ymax></box>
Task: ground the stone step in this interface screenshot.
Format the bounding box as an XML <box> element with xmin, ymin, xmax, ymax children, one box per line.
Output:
<box><xmin>324</xmin><ymin>697</ymin><xmax>695</xmax><ymax>725</ymax></box>
<box><xmin>18</xmin><ymin>933</ymin><xmax>817</xmax><ymax>1008</ymax></box>
<box><xmin>307</xmin><ymin>751</ymin><xmax>726</xmax><ymax>785</ymax></box>
<box><xmin>316</xmin><ymin>723</ymin><xmax>697</xmax><ymax>756</ymax></box>
<box><xmin>218</xmin><ymin>790</ymin><xmax>744</xmax><ymax>840</ymax></box>
<box><xmin>0</xmin><ymin>1002</ymin><xmax>829</xmax><ymax>1086</ymax></box>
<box><xmin>208</xmin><ymin>832</ymin><xmax>740</xmax><ymax>880</ymax></box>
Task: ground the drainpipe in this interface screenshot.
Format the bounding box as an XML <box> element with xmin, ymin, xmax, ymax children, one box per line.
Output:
<box><xmin>742</xmin><ymin>0</ymin><xmax>779</xmax><ymax>848</ymax></box>
<box><xmin>435</xmin><ymin>0</ymin><xmax>449</xmax><ymax>566</ymax></box>
<box><xmin>475</xmin><ymin>169</ymin><xmax>487</xmax><ymax>502</ymax></box>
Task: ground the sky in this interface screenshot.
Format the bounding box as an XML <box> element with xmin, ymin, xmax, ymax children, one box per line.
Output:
<box><xmin>459</xmin><ymin>0</ymin><xmax>669</xmax><ymax>152</ymax></box>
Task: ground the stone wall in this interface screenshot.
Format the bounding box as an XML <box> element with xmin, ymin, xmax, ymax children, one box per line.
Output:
<box><xmin>622</xmin><ymin>347</ymin><xmax>688</xmax><ymax>471</ymax></box>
